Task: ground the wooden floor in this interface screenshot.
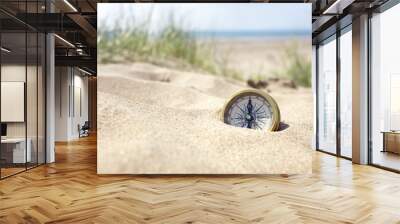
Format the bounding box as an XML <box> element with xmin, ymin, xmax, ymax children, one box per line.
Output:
<box><xmin>1</xmin><ymin>134</ymin><xmax>400</xmax><ymax>223</ymax></box>
<box><xmin>372</xmin><ymin>150</ymin><xmax>400</xmax><ymax>171</ymax></box>
<box><xmin>1</xmin><ymin>163</ymin><xmax>42</xmax><ymax>178</ymax></box>
<box><xmin>0</xmin><ymin>167</ymin><xmax>26</xmax><ymax>178</ymax></box>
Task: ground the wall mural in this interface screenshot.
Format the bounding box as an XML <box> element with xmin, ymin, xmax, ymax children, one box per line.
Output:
<box><xmin>97</xmin><ymin>3</ymin><xmax>313</xmax><ymax>174</ymax></box>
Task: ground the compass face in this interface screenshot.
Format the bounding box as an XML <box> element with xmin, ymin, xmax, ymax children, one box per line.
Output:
<box><xmin>222</xmin><ymin>90</ymin><xmax>280</xmax><ymax>131</ymax></box>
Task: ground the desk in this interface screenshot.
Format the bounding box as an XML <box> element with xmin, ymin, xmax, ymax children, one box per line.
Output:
<box><xmin>1</xmin><ymin>138</ymin><xmax>31</xmax><ymax>163</ymax></box>
<box><xmin>382</xmin><ymin>131</ymin><xmax>400</xmax><ymax>154</ymax></box>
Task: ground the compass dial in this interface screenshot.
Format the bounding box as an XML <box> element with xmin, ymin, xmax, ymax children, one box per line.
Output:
<box><xmin>222</xmin><ymin>89</ymin><xmax>280</xmax><ymax>131</ymax></box>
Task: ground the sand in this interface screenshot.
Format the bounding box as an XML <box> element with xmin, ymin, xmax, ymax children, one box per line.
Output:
<box><xmin>97</xmin><ymin>62</ymin><xmax>313</xmax><ymax>174</ymax></box>
<box><xmin>211</xmin><ymin>38</ymin><xmax>311</xmax><ymax>80</ymax></box>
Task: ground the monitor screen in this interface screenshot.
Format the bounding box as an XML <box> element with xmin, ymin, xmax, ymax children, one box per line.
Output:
<box><xmin>1</xmin><ymin>123</ymin><xmax>7</xmax><ymax>137</ymax></box>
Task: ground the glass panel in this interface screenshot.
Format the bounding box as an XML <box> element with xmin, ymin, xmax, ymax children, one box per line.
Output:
<box><xmin>339</xmin><ymin>29</ymin><xmax>352</xmax><ymax>158</ymax></box>
<box><xmin>1</xmin><ymin>31</ymin><xmax>27</xmax><ymax>177</ymax></box>
<box><xmin>0</xmin><ymin>19</ymin><xmax>1</xmax><ymax>178</ymax></box>
<box><xmin>317</xmin><ymin>36</ymin><xmax>337</xmax><ymax>154</ymax></box>
<box><xmin>27</xmin><ymin>31</ymin><xmax>38</xmax><ymax>169</ymax></box>
<box><xmin>371</xmin><ymin>5</ymin><xmax>400</xmax><ymax>171</ymax></box>
<box><xmin>312</xmin><ymin>45</ymin><xmax>317</xmax><ymax>150</ymax></box>
<box><xmin>38</xmin><ymin>32</ymin><xmax>45</xmax><ymax>165</ymax></box>
<box><xmin>26</xmin><ymin>0</ymin><xmax>39</xmax><ymax>169</ymax></box>
<box><xmin>0</xmin><ymin>1</ymin><xmax>46</xmax><ymax>178</ymax></box>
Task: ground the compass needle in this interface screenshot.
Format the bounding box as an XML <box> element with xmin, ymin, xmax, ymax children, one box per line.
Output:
<box><xmin>222</xmin><ymin>90</ymin><xmax>280</xmax><ymax>131</ymax></box>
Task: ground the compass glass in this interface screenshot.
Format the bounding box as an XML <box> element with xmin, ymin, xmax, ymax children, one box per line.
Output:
<box><xmin>224</xmin><ymin>92</ymin><xmax>276</xmax><ymax>130</ymax></box>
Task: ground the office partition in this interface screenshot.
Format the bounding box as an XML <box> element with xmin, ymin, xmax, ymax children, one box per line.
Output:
<box><xmin>0</xmin><ymin>1</ymin><xmax>46</xmax><ymax>179</ymax></box>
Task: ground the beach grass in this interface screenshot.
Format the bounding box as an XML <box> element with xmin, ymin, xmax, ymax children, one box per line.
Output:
<box><xmin>98</xmin><ymin>15</ymin><xmax>310</xmax><ymax>86</ymax></box>
<box><xmin>274</xmin><ymin>43</ymin><xmax>312</xmax><ymax>87</ymax></box>
<box><xmin>98</xmin><ymin>17</ymin><xmax>243</xmax><ymax>81</ymax></box>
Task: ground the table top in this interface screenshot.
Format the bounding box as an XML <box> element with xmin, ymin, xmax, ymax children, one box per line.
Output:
<box><xmin>1</xmin><ymin>138</ymin><xmax>30</xmax><ymax>143</ymax></box>
<box><xmin>381</xmin><ymin>131</ymin><xmax>400</xmax><ymax>134</ymax></box>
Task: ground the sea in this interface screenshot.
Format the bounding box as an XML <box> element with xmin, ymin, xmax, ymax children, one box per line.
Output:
<box><xmin>100</xmin><ymin>30</ymin><xmax>310</xmax><ymax>41</ymax></box>
<box><xmin>188</xmin><ymin>30</ymin><xmax>310</xmax><ymax>40</ymax></box>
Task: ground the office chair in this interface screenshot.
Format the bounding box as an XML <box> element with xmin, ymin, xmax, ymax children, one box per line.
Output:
<box><xmin>79</xmin><ymin>121</ymin><xmax>90</xmax><ymax>138</ymax></box>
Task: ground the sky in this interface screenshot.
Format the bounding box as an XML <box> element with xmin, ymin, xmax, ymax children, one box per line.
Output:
<box><xmin>98</xmin><ymin>3</ymin><xmax>311</xmax><ymax>33</ymax></box>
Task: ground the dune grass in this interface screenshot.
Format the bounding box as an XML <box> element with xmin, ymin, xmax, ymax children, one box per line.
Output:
<box><xmin>274</xmin><ymin>43</ymin><xmax>312</xmax><ymax>87</ymax></box>
<box><xmin>98</xmin><ymin>18</ymin><xmax>243</xmax><ymax>81</ymax></box>
<box><xmin>98</xmin><ymin>15</ymin><xmax>310</xmax><ymax>86</ymax></box>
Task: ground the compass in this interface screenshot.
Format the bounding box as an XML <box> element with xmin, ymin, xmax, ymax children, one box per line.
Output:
<box><xmin>221</xmin><ymin>89</ymin><xmax>280</xmax><ymax>131</ymax></box>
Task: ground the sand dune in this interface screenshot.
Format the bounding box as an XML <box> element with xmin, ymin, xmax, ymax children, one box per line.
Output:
<box><xmin>97</xmin><ymin>63</ymin><xmax>313</xmax><ymax>174</ymax></box>
<box><xmin>212</xmin><ymin>38</ymin><xmax>311</xmax><ymax>80</ymax></box>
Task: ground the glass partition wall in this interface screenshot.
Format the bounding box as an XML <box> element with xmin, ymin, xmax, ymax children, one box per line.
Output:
<box><xmin>370</xmin><ymin>4</ymin><xmax>400</xmax><ymax>171</ymax></box>
<box><xmin>339</xmin><ymin>27</ymin><xmax>352</xmax><ymax>159</ymax></box>
<box><xmin>314</xmin><ymin>1</ymin><xmax>400</xmax><ymax>171</ymax></box>
<box><xmin>316</xmin><ymin>26</ymin><xmax>352</xmax><ymax>159</ymax></box>
<box><xmin>0</xmin><ymin>3</ymin><xmax>46</xmax><ymax>179</ymax></box>
<box><xmin>317</xmin><ymin>35</ymin><xmax>337</xmax><ymax>154</ymax></box>
<box><xmin>0</xmin><ymin>31</ymin><xmax>27</xmax><ymax>177</ymax></box>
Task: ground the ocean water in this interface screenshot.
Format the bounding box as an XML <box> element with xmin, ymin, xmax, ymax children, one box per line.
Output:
<box><xmin>100</xmin><ymin>30</ymin><xmax>310</xmax><ymax>40</ymax></box>
<box><xmin>188</xmin><ymin>30</ymin><xmax>310</xmax><ymax>39</ymax></box>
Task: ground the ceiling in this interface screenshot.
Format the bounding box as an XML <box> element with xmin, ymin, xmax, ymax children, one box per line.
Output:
<box><xmin>0</xmin><ymin>0</ymin><xmax>394</xmax><ymax>74</ymax></box>
<box><xmin>311</xmin><ymin>0</ymin><xmax>390</xmax><ymax>43</ymax></box>
<box><xmin>1</xmin><ymin>0</ymin><xmax>97</xmax><ymax>74</ymax></box>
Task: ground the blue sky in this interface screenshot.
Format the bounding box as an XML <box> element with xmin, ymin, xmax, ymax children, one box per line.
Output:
<box><xmin>98</xmin><ymin>3</ymin><xmax>311</xmax><ymax>33</ymax></box>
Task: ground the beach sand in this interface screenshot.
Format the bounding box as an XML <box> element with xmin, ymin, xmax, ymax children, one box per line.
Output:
<box><xmin>97</xmin><ymin>61</ymin><xmax>313</xmax><ymax>174</ymax></box>
<box><xmin>211</xmin><ymin>38</ymin><xmax>311</xmax><ymax>80</ymax></box>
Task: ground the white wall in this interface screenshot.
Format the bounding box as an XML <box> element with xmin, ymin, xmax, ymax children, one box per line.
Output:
<box><xmin>70</xmin><ymin>73</ymin><xmax>89</xmax><ymax>138</ymax></box>
<box><xmin>55</xmin><ymin>67</ymin><xmax>89</xmax><ymax>141</ymax></box>
<box><xmin>1</xmin><ymin>63</ymin><xmax>46</xmax><ymax>164</ymax></box>
<box><xmin>1</xmin><ymin>65</ymin><xmax>26</xmax><ymax>142</ymax></box>
<box><xmin>55</xmin><ymin>67</ymin><xmax>70</xmax><ymax>141</ymax></box>
<box><xmin>1</xmin><ymin>65</ymin><xmax>34</xmax><ymax>138</ymax></box>
<box><xmin>1</xmin><ymin>82</ymin><xmax>25</xmax><ymax>122</ymax></box>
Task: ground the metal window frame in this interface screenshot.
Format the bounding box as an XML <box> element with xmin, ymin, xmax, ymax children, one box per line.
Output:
<box><xmin>0</xmin><ymin>0</ymin><xmax>48</xmax><ymax>180</ymax></box>
<box><xmin>337</xmin><ymin>23</ymin><xmax>353</xmax><ymax>160</ymax></box>
<box><xmin>315</xmin><ymin>0</ymin><xmax>400</xmax><ymax>172</ymax></box>
<box><xmin>367</xmin><ymin>1</ymin><xmax>400</xmax><ymax>173</ymax></box>
<box><xmin>315</xmin><ymin>19</ymin><xmax>353</xmax><ymax>161</ymax></box>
